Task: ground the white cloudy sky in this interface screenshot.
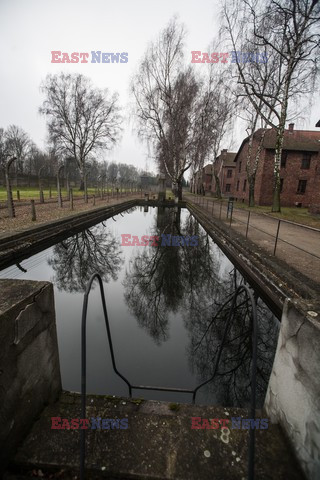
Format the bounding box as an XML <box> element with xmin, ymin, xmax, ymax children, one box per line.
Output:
<box><xmin>0</xmin><ymin>0</ymin><xmax>319</xmax><ymax>175</ymax></box>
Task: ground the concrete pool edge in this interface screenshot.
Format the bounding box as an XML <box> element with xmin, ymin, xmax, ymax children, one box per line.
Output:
<box><xmin>0</xmin><ymin>197</ymin><xmax>318</xmax><ymax>316</ymax></box>
<box><xmin>187</xmin><ymin>201</ymin><xmax>320</xmax><ymax>318</ymax></box>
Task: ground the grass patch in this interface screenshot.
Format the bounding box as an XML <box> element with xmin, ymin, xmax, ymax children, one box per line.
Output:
<box><xmin>131</xmin><ymin>398</ymin><xmax>144</xmax><ymax>405</ymax></box>
<box><xmin>0</xmin><ymin>186</ymin><xmax>98</xmax><ymax>201</ymax></box>
<box><xmin>189</xmin><ymin>194</ymin><xmax>320</xmax><ymax>229</ymax></box>
<box><xmin>0</xmin><ymin>186</ymin><xmax>137</xmax><ymax>202</ymax></box>
<box><xmin>231</xmin><ymin>201</ymin><xmax>320</xmax><ymax>229</ymax></box>
<box><xmin>168</xmin><ymin>402</ymin><xmax>180</xmax><ymax>411</ymax></box>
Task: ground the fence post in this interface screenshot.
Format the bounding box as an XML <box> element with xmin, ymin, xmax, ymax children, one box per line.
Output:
<box><xmin>273</xmin><ymin>220</ymin><xmax>281</xmax><ymax>256</ymax></box>
<box><xmin>70</xmin><ymin>188</ymin><xmax>73</xmax><ymax>210</ymax></box>
<box><xmin>246</xmin><ymin>211</ymin><xmax>251</xmax><ymax>238</ymax></box>
<box><xmin>229</xmin><ymin>206</ymin><xmax>233</xmax><ymax>226</ymax></box>
<box><xmin>17</xmin><ymin>190</ymin><xmax>20</xmax><ymax>202</ymax></box>
<box><xmin>212</xmin><ymin>202</ymin><xmax>214</xmax><ymax>215</ymax></box>
<box><xmin>219</xmin><ymin>202</ymin><xmax>222</xmax><ymax>219</ymax></box>
<box><xmin>40</xmin><ymin>189</ymin><xmax>44</xmax><ymax>204</ymax></box>
<box><xmin>49</xmin><ymin>186</ymin><xmax>52</xmax><ymax>199</ymax></box>
<box><xmin>93</xmin><ymin>194</ymin><xmax>95</xmax><ymax>206</ymax></box>
<box><xmin>31</xmin><ymin>200</ymin><xmax>36</xmax><ymax>221</ymax></box>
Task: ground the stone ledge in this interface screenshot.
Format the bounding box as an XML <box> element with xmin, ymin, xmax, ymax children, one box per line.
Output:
<box><xmin>7</xmin><ymin>392</ymin><xmax>305</xmax><ymax>480</ymax></box>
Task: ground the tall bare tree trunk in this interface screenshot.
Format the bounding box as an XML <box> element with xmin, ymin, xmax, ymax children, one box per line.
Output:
<box><xmin>39</xmin><ymin>166</ymin><xmax>45</xmax><ymax>204</ymax></box>
<box><xmin>214</xmin><ymin>173</ymin><xmax>222</xmax><ymax>199</ymax></box>
<box><xmin>84</xmin><ymin>172</ymin><xmax>89</xmax><ymax>203</ymax></box>
<box><xmin>272</xmin><ymin>122</ymin><xmax>285</xmax><ymax>212</ymax></box>
<box><xmin>248</xmin><ymin>176</ymin><xmax>255</xmax><ymax>207</ymax></box>
<box><xmin>57</xmin><ymin>165</ymin><xmax>64</xmax><ymax>208</ymax></box>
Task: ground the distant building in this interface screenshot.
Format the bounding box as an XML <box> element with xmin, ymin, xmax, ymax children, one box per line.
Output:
<box><xmin>233</xmin><ymin>124</ymin><xmax>320</xmax><ymax>210</ymax></box>
<box><xmin>191</xmin><ymin>164</ymin><xmax>213</xmax><ymax>194</ymax></box>
<box><xmin>140</xmin><ymin>175</ymin><xmax>151</xmax><ymax>189</ymax></box>
<box><xmin>212</xmin><ymin>150</ymin><xmax>237</xmax><ymax>197</ymax></box>
<box><xmin>190</xmin><ymin>152</ymin><xmax>237</xmax><ymax>197</ymax></box>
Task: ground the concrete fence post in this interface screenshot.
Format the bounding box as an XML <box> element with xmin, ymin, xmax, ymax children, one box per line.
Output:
<box><xmin>70</xmin><ymin>188</ymin><xmax>73</xmax><ymax>210</ymax></box>
<box><xmin>57</xmin><ymin>165</ymin><xmax>64</xmax><ymax>208</ymax></box>
<box><xmin>246</xmin><ymin>211</ymin><xmax>251</xmax><ymax>238</ymax></box>
<box><xmin>31</xmin><ymin>200</ymin><xmax>36</xmax><ymax>221</ymax></box>
<box><xmin>274</xmin><ymin>220</ymin><xmax>281</xmax><ymax>256</ymax></box>
<box><xmin>5</xmin><ymin>156</ymin><xmax>16</xmax><ymax>218</ymax></box>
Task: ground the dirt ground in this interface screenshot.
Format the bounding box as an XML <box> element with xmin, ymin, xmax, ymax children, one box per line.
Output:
<box><xmin>0</xmin><ymin>192</ymin><xmax>141</xmax><ymax>237</ymax></box>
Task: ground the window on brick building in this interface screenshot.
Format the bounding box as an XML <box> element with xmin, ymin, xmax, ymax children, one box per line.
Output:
<box><xmin>297</xmin><ymin>179</ymin><xmax>307</xmax><ymax>194</ymax></box>
<box><xmin>280</xmin><ymin>178</ymin><xmax>284</xmax><ymax>193</ymax></box>
<box><xmin>301</xmin><ymin>153</ymin><xmax>311</xmax><ymax>169</ymax></box>
<box><xmin>227</xmin><ymin>169</ymin><xmax>232</xmax><ymax>178</ymax></box>
<box><xmin>239</xmin><ymin>161</ymin><xmax>242</xmax><ymax>173</ymax></box>
<box><xmin>243</xmin><ymin>179</ymin><xmax>247</xmax><ymax>192</ymax></box>
<box><xmin>236</xmin><ymin>180</ymin><xmax>240</xmax><ymax>191</ymax></box>
<box><xmin>226</xmin><ymin>184</ymin><xmax>231</xmax><ymax>192</ymax></box>
<box><xmin>281</xmin><ymin>151</ymin><xmax>287</xmax><ymax>168</ymax></box>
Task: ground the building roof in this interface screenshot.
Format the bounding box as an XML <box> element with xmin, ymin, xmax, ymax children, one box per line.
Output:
<box><xmin>219</xmin><ymin>152</ymin><xmax>237</xmax><ymax>166</ymax></box>
<box><xmin>234</xmin><ymin>127</ymin><xmax>320</xmax><ymax>163</ymax></box>
<box><xmin>203</xmin><ymin>164</ymin><xmax>213</xmax><ymax>174</ymax></box>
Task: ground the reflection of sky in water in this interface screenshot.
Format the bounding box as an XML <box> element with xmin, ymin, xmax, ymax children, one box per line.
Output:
<box><xmin>0</xmin><ymin>207</ymin><xmax>279</xmax><ymax>406</ymax></box>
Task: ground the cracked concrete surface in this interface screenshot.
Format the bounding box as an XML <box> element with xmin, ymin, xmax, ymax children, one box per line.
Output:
<box><xmin>264</xmin><ymin>299</ymin><xmax>320</xmax><ymax>480</ymax></box>
<box><xmin>0</xmin><ymin>279</ymin><xmax>61</xmax><ymax>474</ymax></box>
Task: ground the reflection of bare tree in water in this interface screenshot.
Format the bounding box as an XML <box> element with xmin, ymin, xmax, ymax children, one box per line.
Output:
<box><xmin>48</xmin><ymin>224</ymin><xmax>123</xmax><ymax>293</ymax></box>
<box><xmin>123</xmin><ymin>208</ymin><xmax>184</xmax><ymax>344</ymax></box>
<box><xmin>123</xmin><ymin>207</ymin><xmax>279</xmax><ymax>407</ymax></box>
<box><xmin>124</xmin><ymin>208</ymin><xmax>228</xmax><ymax>345</ymax></box>
<box><xmin>187</xmin><ymin>269</ymin><xmax>279</xmax><ymax>408</ymax></box>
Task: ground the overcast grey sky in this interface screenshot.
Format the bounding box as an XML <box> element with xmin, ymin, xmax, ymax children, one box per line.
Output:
<box><xmin>0</xmin><ymin>0</ymin><xmax>319</xmax><ymax>175</ymax></box>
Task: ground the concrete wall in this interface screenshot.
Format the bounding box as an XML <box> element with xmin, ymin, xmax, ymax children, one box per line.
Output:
<box><xmin>264</xmin><ymin>299</ymin><xmax>320</xmax><ymax>479</ymax></box>
<box><xmin>0</xmin><ymin>279</ymin><xmax>61</xmax><ymax>472</ymax></box>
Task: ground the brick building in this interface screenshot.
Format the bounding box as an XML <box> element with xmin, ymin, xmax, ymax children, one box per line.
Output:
<box><xmin>190</xmin><ymin>151</ymin><xmax>237</xmax><ymax>196</ymax></box>
<box><xmin>233</xmin><ymin>125</ymin><xmax>320</xmax><ymax>209</ymax></box>
<box><xmin>191</xmin><ymin>164</ymin><xmax>213</xmax><ymax>194</ymax></box>
<box><xmin>211</xmin><ymin>150</ymin><xmax>237</xmax><ymax>197</ymax></box>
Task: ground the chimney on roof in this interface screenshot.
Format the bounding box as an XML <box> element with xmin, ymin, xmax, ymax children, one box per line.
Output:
<box><xmin>221</xmin><ymin>149</ymin><xmax>228</xmax><ymax>155</ymax></box>
<box><xmin>288</xmin><ymin>123</ymin><xmax>294</xmax><ymax>133</ymax></box>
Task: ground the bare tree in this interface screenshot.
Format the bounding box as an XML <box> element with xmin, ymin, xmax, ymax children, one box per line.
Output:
<box><xmin>207</xmin><ymin>73</ymin><xmax>236</xmax><ymax>199</ymax></box>
<box><xmin>237</xmin><ymin>99</ymin><xmax>272</xmax><ymax>206</ymax></box>
<box><xmin>132</xmin><ymin>18</ymin><xmax>218</xmax><ymax>201</ymax></box>
<box><xmin>39</xmin><ymin>73</ymin><xmax>122</xmax><ymax>191</ymax></box>
<box><xmin>222</xmin><ymin>0</ymin><xmax>320</xmax><ymax>211</ymax></box>
<box><xmin>4</xmin><ymin>125</ymin><xmax>31</xmax><ymax>186</ymax></box>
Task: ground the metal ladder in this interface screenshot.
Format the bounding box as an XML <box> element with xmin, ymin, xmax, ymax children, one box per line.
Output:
<box><xmin>80</xmin><ymin>273</ymin><xmax>258</xmax><ymax>480</ymax></box>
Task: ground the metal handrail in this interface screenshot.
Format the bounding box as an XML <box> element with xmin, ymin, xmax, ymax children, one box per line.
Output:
<box><xmin>80</xmin><ymin>275</ymin><xmax>258</xmax><ymax>480</ymax></box>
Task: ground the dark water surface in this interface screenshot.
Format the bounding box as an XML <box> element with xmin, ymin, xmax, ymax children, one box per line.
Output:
<box><xmin>0</xmin><ymin>206</ymin><xmax>279</xmax><ymax>407</ymax></box>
